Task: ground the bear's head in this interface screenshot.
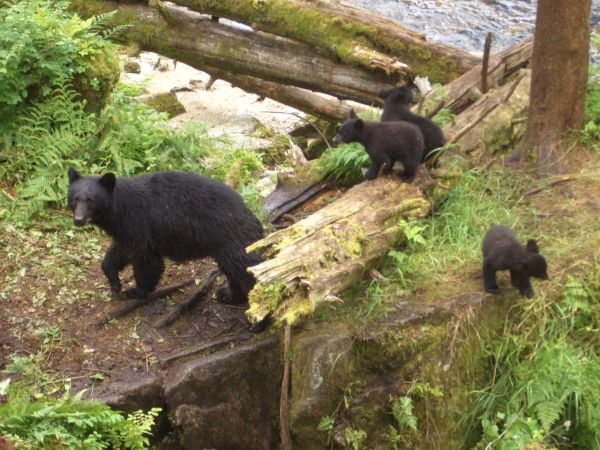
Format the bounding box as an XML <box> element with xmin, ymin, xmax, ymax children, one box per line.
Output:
<box><xmin>524</xmin><ymin>239</ymin><xmax>548</xmax><ymax>280</ymax></box>
<box><xmin>378</xmin><ymin>85</ymin><xmax>414</xmax><ymax>106</ymax></box>
<box><xmin>67</xmin><ymin>167</ymin><xmax>116</xmax><ymax>227</ymax></box>
<box><xmin>332</xmin><ymin>109</ymin><xmax>364</xmax><ymax>146</ymax></box>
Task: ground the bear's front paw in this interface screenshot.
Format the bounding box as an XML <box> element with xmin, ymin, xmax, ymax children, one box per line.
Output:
<box><xmin>122</xmin><ymin>287</ymin><xmax>149</xmax><ymax>300</ymax></box>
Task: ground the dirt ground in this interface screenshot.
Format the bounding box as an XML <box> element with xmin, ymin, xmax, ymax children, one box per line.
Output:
<box><xmin>2</xmin><ymin>149</ymin><xmax>600</xmax><ymax>397</ymax></box>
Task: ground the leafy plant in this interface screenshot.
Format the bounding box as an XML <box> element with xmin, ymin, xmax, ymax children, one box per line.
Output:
<box><xmin>390</xmin><ymin>395</ymin><xmax>418</xmax><ymax>434</ymax></box>
<box><xmin>0</xmin><ymin>389</ymin><xmax>161</xmax><ymax>450</ymax></box>
<box><xmin>344</xmin><ymin>426</ymin><xmax>367</xmax><ymax>450</ymax></box>
<box><xmin>315</xmin><ymin>142</ymin><xmax>371</xmax><ymax>184</ymax></box>
<box><xmin>0</xmin><ymin>0</ymin><xmax>119</xmax><ymax>127</ymax></box>
<box><xmin>466</xmin><ymin>267</ymin><xmax>600</xmax><ymax>449</ymax></box>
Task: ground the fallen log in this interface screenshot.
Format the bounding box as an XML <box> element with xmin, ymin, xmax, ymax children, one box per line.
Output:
<box><xmin>74</xmin><ymin>1</ymin><xmax>394</xmax><ymax>103</ymax></box>
<box><xmin>202</xmin><ymin>67</ymin><xmax>376</xmax><ymax>122</ymax></box>
<box><xmin>173</xmin><ymin>0</ymin><xmax>479</xmax><ymax>83</ymax></box>
<box><xmin>421</xmin><ymin>37</ymin><xmax>533</xmax><ymax>116</ymax></box>
<box><xmin>246</xmin><ymin>179</ymin><xmax>431</xmax><ymax>326</ymax></box>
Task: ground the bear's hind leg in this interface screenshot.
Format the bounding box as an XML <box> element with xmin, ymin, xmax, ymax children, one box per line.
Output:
<box><xmin>215</xmin><ymin>249</ymin><xmax>259</xmax><ymax>304</ymax></box>
<box><xmin>123</xmin><ymin>254</ymin><xmax>165</xmax><ymax>299</ymax></box>
<box><xmin>101</xmin><ymin>243</ymin><xmax>129</xmax><ymax>296</ymax></box>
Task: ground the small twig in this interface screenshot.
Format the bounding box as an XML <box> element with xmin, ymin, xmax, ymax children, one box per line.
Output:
<box><xmin>205</xmin><ymin>76</ymin><xmax>217</xmax><ymax>91</ymax></box>
<box><xmin>95</xmin><ymin>279</ymin><xmax>195</xmax><ymax>326</ymax></box>
<box><xmin>481</xmin><ymin>32</ymin><xmax>493</xmax><ymax>94</ymax></box>
<box><xmin>279</xmin><ymin>324</ymin><xmax>294</xmax><ymax>450</ymax></box>
<box><xmin>263</xmin><ymin>110</ymin><xmax>332</xmax><ymax>149</ymax></box>
<box><xmin>0</xmin><ymin>188</ymin><xmax>15</xmax><ymax>201</ymax></box>
<box><xmin>425</xmin><ymin>99</ymin><xmax>446</xmax><ymax>119</ymax></box>
<box><xmin>523</xmin><ymin>177</ymin><xmax>573</xmax><ymax>197</ymax></box>
<box><xmin>154</xmin><ymin>269</ymin><xmax>220</xmax><ymax>328</ymax></box>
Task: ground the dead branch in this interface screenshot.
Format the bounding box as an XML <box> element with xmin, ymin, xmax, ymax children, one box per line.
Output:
<box><xmin>154</xmin><ymin>269</ymin><xmax>220</xmax><ymax>328</ymax></box>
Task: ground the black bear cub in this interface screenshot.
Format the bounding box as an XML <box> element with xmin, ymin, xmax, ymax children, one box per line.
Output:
<box><xmin>379</xmin><ymin>85</ymin><xmax>446</xmax><ymax>166</ymax></box>
<box><xmin>67</xmin><ymin>168</ymin><xmax>263</xmax><ymax>304</ymax></box>
<box><xmin>332</xmin><ymin>109</ymin><xmax>424</xmax><ymax>181</ymax></box>
<box><xmin>482</xmin><ymin>225</ymin><xmax>548</xmax><ymax>298</ymax></box>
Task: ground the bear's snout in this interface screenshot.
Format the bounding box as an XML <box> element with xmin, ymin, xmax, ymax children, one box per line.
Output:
<box><xmin>332</xmin><ymin>134</ymin><xmax>343</xmax><ymax>147</ymax></box>
<box><xmin>73</xmin><ymin>204</ymin><xmax>89</xmax><ymax>227</ymax></box>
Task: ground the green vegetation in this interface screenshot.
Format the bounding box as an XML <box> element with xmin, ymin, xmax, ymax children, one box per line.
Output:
<box><xmin>144</xmin><ymin>92</ymin><xmax>186</xmax><ymax>118</ymax></box>
<box><xmin>0</xmin><ymin>0</ymin><xmax>120</xmax><ymax>129</ymax></box>
<box><xmin>315</xmin><ymin>143</ymin><xmax>371</xmax><ymax>184</ymax></box>
<box><xmin>1</xmin><ymin>344</ymin><xmax>160</xmax><ymax>450</ymax></box>
<box><xmin>467</xmin><ymin>269</ymin><xmax>600</xmax><ymax>449</ymax></box>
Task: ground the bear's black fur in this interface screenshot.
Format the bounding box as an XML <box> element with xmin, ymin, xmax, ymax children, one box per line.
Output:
<box><xmin>67</xmin><ymin>168</ymin><xmax>263</xmax><ymax>304</ymax></box>
<box><xmin>482</xmin><ymin>224</ymin><xmax>548</xmax><ymax>298</ymax></box>
<box><xmin>332</xmin><ymin>109</ymin><xmax>424</xmax><ymax>182</ymax></box>
<box><xmin>379</xmin><ymin>85</ymin><xmax>446</xmax><ymax>166</ymax></box>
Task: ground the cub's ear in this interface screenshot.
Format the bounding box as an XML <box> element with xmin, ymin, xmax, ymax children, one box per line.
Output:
<box><xmin>526</xmin><ymin>239</ymin><xmax>539</xmax><ymax>253</ymax></box>
<box><xmin>67</xmin><ymin>167</ymin><xmax>81</xmax><ymax>184</ymax></box>
<box><xmin>99</xmin><ymin>173</ymin><xmax>116</xmax><ymax>192</ymax></box>
<box><xmin>378</xmin><ymin>88</ymin><xmax>391</xmax><ymax>99</ymax></box>
<box><xmin>347</xmin><ymin>108</ymin><xmax>358</xmax><ymax>119</ymax></box>
<box><xmin>353</xmin><ymin>119</ymin><xmax>364</xmax><ymax>131</ymax></box>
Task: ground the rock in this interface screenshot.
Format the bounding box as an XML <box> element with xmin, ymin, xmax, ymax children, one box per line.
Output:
<box><xmin>289</xmin><ymin>327</ymin><xmax>353</xmax><ymax>450</ymax></box>
<box><xmin>144</xmin><ymin>92</ymin><xmax>186</xmax><ymax>118</ymax></box>
<box><xmin>165</xmin><ymin>336</ymin><xmax>282</xmax><ymax>450</ymax></box>
<box><xmin>91</xmin><ymin>372</ymin><xmax>164</xmax><ymax>413</ymax></box>
<box><xmin>123</xmin><ymin>60</ymin><xmax>141</xmax><ymax>74</ymax></box>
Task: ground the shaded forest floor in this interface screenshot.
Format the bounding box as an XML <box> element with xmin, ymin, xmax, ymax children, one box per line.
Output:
<box><xmin>1</xmin><ymin>150</ymin><xmax>600</xmax><ymax>392</ymax></box>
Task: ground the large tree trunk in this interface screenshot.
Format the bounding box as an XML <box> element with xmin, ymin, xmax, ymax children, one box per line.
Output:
<box><xmin>171</xmin><ymin>0</ymin><xmax>479</xmax><ymax>84</ymax></box>
<box><xmin>508</xmin><ymin>0</ymin><xmax>591</xmax><ymax>175</ymax></box>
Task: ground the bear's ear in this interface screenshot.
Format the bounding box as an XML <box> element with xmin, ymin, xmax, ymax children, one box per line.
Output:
<box><xmin>347</xmin><ymin>108</ymin><xmax>358</xmax><ymax>119</ymax></box>
<box><xmin>526</xmin><ymin>239</ymin><xmax>539</xmax><ymax>253</ymax></box>
<box><xmin>353</xmin><ymin>119</ymin><xmax>364</xmax><ymax>131</ymax></box>
<box><xmin>67</xmin><ymin>167</ymin><xmax>81</xmax><ymax>184</ymax></box>
<box><xmin>99</xmin><ymin>173</ymin><xmax>116</xmax><ymax>192</ymax></box>
<box><xmin>378</xmin><ymin>88</ymin><xmax>391</xmax><ymax>99</ymax></box>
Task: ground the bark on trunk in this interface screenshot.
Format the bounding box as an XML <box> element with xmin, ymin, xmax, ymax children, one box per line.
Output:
<box><xmin>508</xmin><ymin>0</ymin><xmax>591</xmax><ymax>176</ymax></box>
<box><xmin>171</xmin><ymin>0</ymin><xmax>479</xmax><ymax>83</ymax></box>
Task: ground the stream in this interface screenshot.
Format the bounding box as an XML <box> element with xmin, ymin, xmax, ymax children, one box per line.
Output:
<box><xmin>345</xmin><ymin>0</ymin><xmax>600</xmax><ymax>53</ymax></box>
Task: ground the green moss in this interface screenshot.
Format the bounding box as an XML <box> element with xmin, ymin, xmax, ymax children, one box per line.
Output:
<box><xmin>73</xmin><ymin>51</ymin><xmax>120</xmax><ymax>113</ymax></box>
<box><xmin>144</xmin><ymin>92</ymin><xmax>185</xmax><ymax>118</ymax></box>
<box><xmin>123</xmin><ymin>60</ymin><xmax>141</xmax><ymax>74</ymax></box>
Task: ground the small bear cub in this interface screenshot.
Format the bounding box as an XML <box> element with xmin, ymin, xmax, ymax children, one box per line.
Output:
<box><xmin>379</xmin><ymin>85</ymin><xmax>446</xmax><ymax>166</ymax></box>
<box><xmin>332</xmin><ymin>108</ymin><xmax>424</xmax><ymax>181</ymax></box>
<box><xmin>482</xmin><ymin>224</ymin><xmax>548</xmax><ymax>298</ymax></box>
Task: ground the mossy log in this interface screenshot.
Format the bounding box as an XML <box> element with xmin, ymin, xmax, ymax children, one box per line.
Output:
<box><xmin>172</xmin><ymin>0</ymin><xmax>479</xmax><ymax>84</ymax></box>
<box><xmin>73</xmin><ymin>1</ymin><xmax>392</xmax><ymax>103</ymax></box>
<box><xmin>246</xmin><ymin>180</ymin><xmax>431</xmax><ymax>326</ymax></box>
<box><xmin>246</xmin><ymin>69</ymin><xmax>532</xmax><ymax>328</ymax></box>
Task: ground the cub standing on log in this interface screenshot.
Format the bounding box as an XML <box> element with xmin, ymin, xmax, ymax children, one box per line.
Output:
<box><xmin>379</xmin><ymin>85</ymin><xmax>446</xmax><ymax>167</ymax></box>
<box><xmin>482</xmin><ymin>224</ymin><xmax>548</xmax><ymax>298</ymax></box>
<box><xmin>332</xmin><ymin>109</ymin><xmax>424</xmax><ymax>181</ymax></box>
<box><xmin>67</xmin><ymin>168</ymin><xmax>263</xmax><ymax>305</ymax></box>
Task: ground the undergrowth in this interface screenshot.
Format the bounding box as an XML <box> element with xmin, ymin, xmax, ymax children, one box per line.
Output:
<box><xmin>0</xmin><ymin>329</ymin><xmax>161</xmax><ymax>449</ymax></box>
<box><xmin>0</xmin><ymin>82</ymin><xmax>265</xmax><ymax>222</ymax></box>
<box><xmin>465</xmin><ymin>267</ymin><xmax>600</xmax><ymax>449</ymax></box>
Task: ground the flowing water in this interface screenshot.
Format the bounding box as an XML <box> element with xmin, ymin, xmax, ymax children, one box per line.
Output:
<box><xmin>345</xmin><ymin>0</ymin><xmax>600</xmax><ymax>53</ymax></box>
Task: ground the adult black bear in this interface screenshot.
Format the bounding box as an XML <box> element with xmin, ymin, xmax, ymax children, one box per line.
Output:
<box><xmin>332</xmin><ymin>109</ymin><xmax>424</xmax><ymax>181</ymax></box>
<box><xmin>482</xmin><ymin>225</ymin><xmax>548</xmax><ymax>298</ymax></box>
<box><xmin>67</xmin><ymin>168</ymin><xmax>263</xmax><ymax>304</ymax></box>
<box><xmin>379</xmin><ymin>85</ymin><xmax>446</xmax><ymax>166</ymax></box>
